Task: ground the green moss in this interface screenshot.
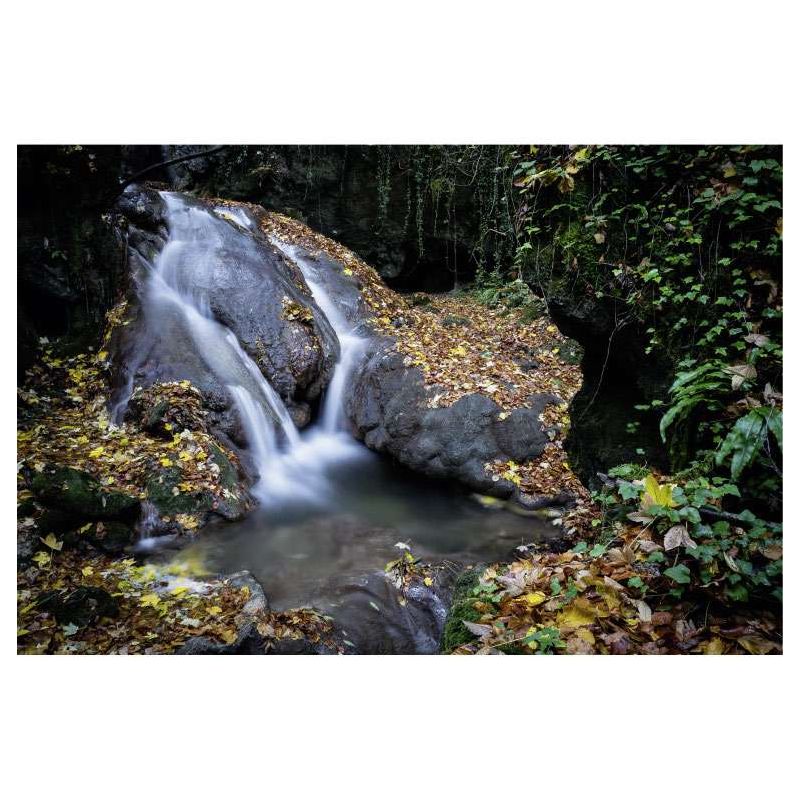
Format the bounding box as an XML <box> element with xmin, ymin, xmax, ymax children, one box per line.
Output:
<box><xmin>32</xmin><ymin>466</ymin><xmax>138</xmax><ymax>520</ymax></box>
<box><xmin>440</xmin><ymin>569</ymin><xmax>483</xmax><ymax>653</ymax></box>
<box><xmin>145</xmin><ymin>466</ymin><xmax>213</xmax><ymax>517</ymax></box>
<box><xmin>208</xmin><ymin>443</ymin><xmax>239</xmax><ymax>491</ymax></box>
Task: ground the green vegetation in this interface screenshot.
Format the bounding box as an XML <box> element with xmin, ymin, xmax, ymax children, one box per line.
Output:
<box><xmin>502</xmin><ymin>145</ymin><xmax>783</xmax><ymax>610</ymax></box>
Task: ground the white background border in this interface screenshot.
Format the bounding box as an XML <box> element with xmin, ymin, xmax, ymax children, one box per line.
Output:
<box><xmin>3</xmin><ymin>2</ymin><xmax>796</xmax><ymax>797</ymax></box>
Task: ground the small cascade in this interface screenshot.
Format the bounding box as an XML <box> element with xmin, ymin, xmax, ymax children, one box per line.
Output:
<box><xmin>139</xmin><ymin>193</ymin><xmax>302</xmax><ymax>500</ymax></box>
<box><xmin>128</xmin><ymin>191</ymin><xmax>368</xmax><ymax>509</ymax></box>
<box><xmin>269</xmin><ymin>240</ymin><xmax>368</xmax><ymax>433</ymax></box>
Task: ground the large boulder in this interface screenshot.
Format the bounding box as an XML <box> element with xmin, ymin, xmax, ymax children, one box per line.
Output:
<box><xmin>348</xmin><ymin>346</ymin><xmax>557</xmax><ymax>496</ymax></box>
<box><xmin>275</xmin><ymin>237</ymin><xmax>564</xmax><ymax>501</ymax></box>
<box><xmin>107</xmin><ymin>186</ymin><xmax>339</xmax><ymax>442</ymax></box>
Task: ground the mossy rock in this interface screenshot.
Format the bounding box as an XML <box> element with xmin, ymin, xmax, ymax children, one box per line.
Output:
<box><xmin>17</xmin><ymin>496</ymin><xmax>36</xmax><ymax>518</ymax></box>
<box><xmin>145</xmin><ymin>465</ymin><xmax>213</xmax><ymax>518</ymax></box>
<box><xmin>555</xmin><ymin>337</ymin><xmax>583</xmax><ymax>365</ymax></box>
<box><xmin>519</xmin><ymin>300</ymin><xmax>547</xmax><ymax>323</ymax></box>
<box><xmin>442</xmin><ymin>314</ymin><xmax>471</xmax><ymax>328</ymax></box>
<box><xmin>208</xmin><ymin>443</ymin><xmax>249</xmax><ymax>520</ymax></box>
<box><xmin>128</xmin><ymin>382</ymin><xmax>207</xmax><ymax>439</ymax></box>
<box><xmin>440</xmin><ymin>569</ymin><xmax>484</xmax><ymax>653</ymax></box>
<box><xmin>32</xmin><ymin>466</ymin><xmax>139</xmax><ymax>521</ymax></box>
<box><xmin>143</xmin><ymin>399</ymin><xmax>171</xmax><ymax>433</ymax></box>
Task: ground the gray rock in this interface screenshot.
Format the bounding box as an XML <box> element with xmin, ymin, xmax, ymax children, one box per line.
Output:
<box><xmin>349</xmin><ymin>345</ymin><xmax>559</xmax><ymax>497</ymax></box>
<box><xmin>107</xmin><ymin>187</ymin><xmax>339</xmax><ymax>464</ymax></box>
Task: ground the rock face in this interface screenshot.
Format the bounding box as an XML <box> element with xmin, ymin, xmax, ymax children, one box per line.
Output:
<box><xmin>280</xmin><ymin>238</ymin><xmax>562</xmax><ymax>501</ymax></box>
<box><xmin>107</xmin><ymin>186</ymin><xmax>339</xmax><ymax>464</ymax></box>
<box><xmin>32</xmin><ymin>465</ymin><xmax>139</xmax><ymax>522</ymax></box>
<box><xmin>349</xmin><ymin>346</ymin><xmax>557</xmax><ymax>497</ymax></box>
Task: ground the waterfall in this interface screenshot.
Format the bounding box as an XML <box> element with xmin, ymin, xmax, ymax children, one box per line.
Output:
<box><xmin>131</xmin><ymin>192</ymin><xmax>366</xmax><ymax>508</ymax></box>
<box><xmin>142</xmin><ymin>193</ymin><xmax>300</xmax><ymax>499</ymax></box>
<box><xmin>269</xmin><ymin>240</ymin><xmax>368</xmax><ymax>433</ymax></box>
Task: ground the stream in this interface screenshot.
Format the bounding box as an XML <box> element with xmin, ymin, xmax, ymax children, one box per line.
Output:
<box><xmin>131</xmin><ymin>192</ymin><xmax>558</xmax><ymax>653</ymax></box>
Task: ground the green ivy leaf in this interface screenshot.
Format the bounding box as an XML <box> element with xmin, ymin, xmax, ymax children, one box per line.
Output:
<box><xmin>664</xmin><ymin>564</ymin><xmax>692</xmax><ymax>584</ymax></box>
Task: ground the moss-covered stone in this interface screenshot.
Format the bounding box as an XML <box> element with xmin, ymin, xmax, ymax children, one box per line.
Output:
<box><xmin>408</xmin><ymin>292</ymin><xmax>432</xmax><ymax>307</ymax></box>
<box><xmin>207</xmin><ymin>443</ymin><xmax>249</xmax><ymax>520</ymax></box>
<box><xmin>145</xmin><ymin>465</ymin><xmax>213</xmax><ymax>517</ymax></box>
<box><xmin>127</xmin><ymin>382</ymin><xmax>207</xmax><ymax>439</ymax></box>
<box><xmin>440</xmin><ymin>569</ymin><xmax>483</xmax><ymax>653</ymax></box>
<box><xmin>442</xmin><ymin>314</ymin><xmax>471</xmax><ymax>327</ymax></box>
<box><xmin>32</xmin><ymin>465</ymin><xmax>139</xmax><ymax>521</ymax></box>
<box><xmin>36</xmin><ymin>585</ymin><xmax>119</xmax><ymax>628</ymax></box>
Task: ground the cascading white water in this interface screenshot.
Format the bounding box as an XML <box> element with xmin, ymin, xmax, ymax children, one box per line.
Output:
<box><xmin>144</xmin><ymin>193</ymin><xmax>301</xmax><ymax>499</ymax></box>
<box><xmin>135</xmin><ymin>192</ymin><xmax>366</xmax><ymax>508</ymax></box>
<box><xmin>269</xmin><ymin>240</ymin><xmax>368</xmax><ymax>433</ymax></box>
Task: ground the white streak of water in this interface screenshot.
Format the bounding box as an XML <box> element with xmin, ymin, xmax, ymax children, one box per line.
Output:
<box><xmin>135</xmin><ymin>192</ymin><xmax>368</xmax><ymax>510</ymax></box>
<box><xmin>269</xmin><ymin>239</ymin><xmax>368</xmax><ymax>434</ymax></box>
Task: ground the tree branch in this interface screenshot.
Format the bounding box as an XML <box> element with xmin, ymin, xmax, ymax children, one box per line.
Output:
<box><xmin>107</xmin><ymin>145</ymin><xmax>229</xmax><ymax>204</ymax></box>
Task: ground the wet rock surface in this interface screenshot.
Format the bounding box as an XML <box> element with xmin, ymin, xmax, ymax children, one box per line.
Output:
<box><xmin>277</xmin><ymin>238</ymin><xmax>566</xmax><ymax>503</ymax></box>
<box><xmin>107</xmin><ymin>186</ymin><xmax>339</xmax><ymax>451</ymax></box>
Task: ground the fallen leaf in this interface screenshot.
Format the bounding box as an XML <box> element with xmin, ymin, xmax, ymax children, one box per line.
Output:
<box><xmin>462</xmin><ymin>620</ymin><xmax>492</xmax><ymax>637</ymax></box>
<box><xmin>737</xmin><ymin>635</ymin><xmax>778</xmax><ymax>655</ymax></box>
<box><xmin>40</xmin><ymin>533</ymin><xmax>63</xmax><ymax>551</ymax></box>
<box><xmin>663</xmin><ymin>524</ymin><xmax>697</xmax><ymax>551</ymax></box>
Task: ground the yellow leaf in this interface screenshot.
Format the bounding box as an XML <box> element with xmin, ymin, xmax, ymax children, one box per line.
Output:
<box><xmin>737</xmin><ymin>635</ymin><xmax>778</xmax><ymax>655</ymax></box>
<box><xmin>342</xmin><ymin>268</ymin><xmax>353</xmax><ymax>276</ymax></box>
<box><xmin>32</xmin><ymin>551</ymin><xmax>51</xmax><ymax>568</ymax></box>
<box><xmin>171</xmin><ymin>586</ymin><xmax>190</xmax><ymax>596</ymax></box>
<box><xmin>40</xmin><ymin>533</ymin><xmax>63</xmax><ymax>551</ymax></box>
<box><xmin>208</xmin><ymin>605</ymin><xmax>223</xmax><ymax>616</ymax></box>
<box><xmin>449</xmin><ymin>345</ymin><xmax>467</xmax><ymax>357</ymax></box>
<box><xmin>81</xmin><ymin>566</ymin><xmax>94</xmax><ymax>577</ymax></box>
<box><xmin>641</xmin><ymin>474</ymin><xmax>676</xmax><ymax>510</ymax></box>
<box><xmin>221</xmin><ymin>629</ymin><xmax>237</xmax><ymax>645</ymax></box>
<box><xmin>140</xmin><ymin>593</ymin><xmax>161</xmax><ymax>609</ymax></box>
<box><xmin>576</xmin><ymin>628</ymin><xmax>595</xmax><ymax>645</ymax></box>
<box><xmin>523</xmin><ymin>591</ymin><xmax>546</xmax><ymax>607</ymax></box>
<box><xmin>556</xmin><ymin>598</ymin><xmax>597</xmax><ymax>629</ymax></box>
<box><xmin>179</xmin><ymin>380</ymin><xmax>191</xmax><ymax>388</ymax></box>
<box><xmin>159</xmin><ymin>457</ymin><xmax>173</xmax><ymax>468</ymax></box>
<box><xmin>89</xmin><ymin>446</ymin><xmax>105</xmax><ymax>458</ymax></box>
<box><xmin>423</xmin><ymin>577</ymin><xmax>433</xmax><ymax>587</ymax></box>
<box><xmin>703</xmin><ymin>637</ymin><xmax>726</xmax><ymax>655</ymax></box>
<box><xmin>97</xmin><ymin>350</ymin><xmax>108</xmax><ymax>361</ymax></box>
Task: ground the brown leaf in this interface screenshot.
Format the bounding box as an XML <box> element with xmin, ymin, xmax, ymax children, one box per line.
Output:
<box><xmin>663</xmin><ymin>524</ymin><xmax>697</xmax><ymax>551</ymax></box>
<box><xmin>726</xmin><ymin>363</ymin><xmax>757</xmax><ymax>390</ymax></box>
<box><xmin>737</xmin><ymin>635</ymin><xmax>779</xmax><ymax>655</ymax></box>
<box><xmin>651</xmin><ymin>611</ymin><xmax>673</xmax><ymax>627</ymax></box>
<box><xmin>462</xmin><ymin>621</ymin><xmax>492</xmax><ymax>638</ymax></box>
